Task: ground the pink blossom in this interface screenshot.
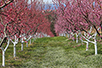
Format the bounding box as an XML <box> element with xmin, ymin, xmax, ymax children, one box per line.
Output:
<box><xmin>73</xmin><ymin>37</ymin><xmax>75</xmax><ymax>39</ymax></box>
<box><xmin>9</xmin><ymin>8</ymin><xmax>12</xmax><ymax>11</ymax></box>
<box><xmin>73</xmin><ymin>46</ymin><xmax>75</xmax><ymax>48</ymax></box>
<box><xmin>80</xmin><ymin>22</ymin><xmax>83</xmax><ymax>25</ymax></box>
<box><xmin>10</xmin><ymin>3</ymin><xmax>13</xmax><ymax>6</ymax></box>
<box><xmin>25</xmin><ymin>41</ymin><xmax>27</xmax><ymax>43</ymax></box>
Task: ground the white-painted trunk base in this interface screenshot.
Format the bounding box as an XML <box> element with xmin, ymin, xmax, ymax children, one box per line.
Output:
<box><xmin>14</xmin><ymin>44</ymin><xmax>16</xmax><ymax>57</ymax></box>
<box><xmin>86</xmin><ymin>42</ymin><xmax>89</xmax><ymax>51</ymax></box>
<box><xmin>26</xmin><ymin>42</ymin><xmax>28</xmax><ymax>47</ymax></box>
<box><xmin>21</xmin><ymin>43</ymin><xmax>23</xmax><ymax>51</ymax></box>
<box><xmin>30</xmin><ymin>39</ymin><xmax>31</xmax><ymax>44</ymax></box>
<box><xmin>94</xmin><ymin>43</ymin><xmax>97</xmax><ymax>55</ymax></box>
<box><xmin>2</xmin><ymin>50</ymin><xmax>5</xmax><ymax>67</ymax></box>
<box><xmin>76</xmin><ymin>38</ymin><xmax>78</xmax><ymax>43</ymax></box>
<box><xmin>76</xmin><ymin>34</ymin><xmax>78</xmax><ymax>43</ymax></box>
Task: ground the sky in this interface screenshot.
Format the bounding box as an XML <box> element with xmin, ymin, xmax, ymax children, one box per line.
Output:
<box><xmin>43</xmin><ymin>0</ymin><xmax>53</xmax><ymax>4</ymax></box>
<box><xmin>28</xmin><ymin>0</ymin><xmax>53</xmax><ymax>4</ymax></box>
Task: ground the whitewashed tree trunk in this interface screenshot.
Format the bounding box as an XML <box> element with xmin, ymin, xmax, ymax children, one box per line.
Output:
<box><xmin>86</xmin><ymin>42</ymin><xmax>89</xmax><ymax>51</ymax></box>
<box><xmin>26</xmin><ymin>41</ymin><xmax>28</xmax><ymax>47</ymax></box>
<box><xmin>76</xmin><ymin>33</ymin><xmax>78</xmax><ymax>43</ymax></box>
<box><xmin>25</xmin><ymin>35</ymin><xmax>32</xmax><ymax>47</ymax></box>
<box><xmin>1</xmin><ymin>39</ymin><xmax>10</xmax><ymax>67</ymax></box>
<box><xmin>30</xmin><ymin>39</ymin><xmax>31</xmax><ymax>44</ymax></box>
<box><xmin>68</xmin><ymin>33</ymin><xmax>69</xmax><ymax>38</ymax></box>
<box><xmin>33</xmin><ymin>38</ymin><xmax>35</xmax><ymax>42</ymax></box>
<box><xmin>14</xmin><ymin>43</ymin><xmax>16</xmax><ymax>57</ymax></box>
<box><xmin>2</xmin><ymin>50</ymin><xmax>5</xmax><ymax>67</ymax></box>
<box><xmin>81</xmin><ymin>32</ymin><xmax>98</xmax><ymax>55</ymax></box>
<box><xmin>10</xmin><ymin>35</ymin><xmax>18</xmax><ymax>57</ymax></box>
<box><xmin>94</xmin><ymin>42</ymin><xmax>97</xmax><ymax>55</ymax></box>
<box><xmin>21</xmin><ymin>43</ymin><xmax>23</xmax><ymax>51</ymax></box>
<box><xmin>79</xmin><ymin>27</ymin><xmax>100</xmax><ymax>55</ymax></box>
<box><xmin>21</xmin><ymin>37</ymin><xmax>24</xmax><ymax>51</ymax></box>
<box><xmin>93</xmin><ymin>36</ymin><xmax>97</xmax><ymax>55</ymax></box>
<box><xmin>72</xmin><ymin>36</ymin><xmax>75</xmax><ymax>41</ymax></box>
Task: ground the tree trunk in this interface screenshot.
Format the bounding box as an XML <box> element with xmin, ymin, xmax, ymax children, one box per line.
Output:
<box><xmin>76</xmin><ymin>33</ymin><xmax>78</xmax><ymax>43</ymax></box>
<box><xmin>26</xmin><ymin>41</ymin><xmax>28</xmax><ymax>47</ymax></box>
<box><xmin>21</xmin><ymin>43</ymin><xmax>23</xmax><ymax>51</ymax></box>
<box><xmin>14</xmin><ymin>43</ymin><xmax>16</xmax><ymax>57</ymax></box>
<box><xmin>2</xmin><ymin>50</ymin><xmax>5</xmax><ymax>67</ymax></box>
<box><xmin>1</xmin><ymin>39</ymin><xmax>10</xmax><ymax>67</ymax></box>
<box><xmin>94</xmin><ymin>42</ymin><xmax>97</xmax><ymax>55</ymax></box>
<box><xmin>30</xmin><ymin>39</ymin><xmax>31</xmax><ymax>44</ymax></box>
<box><xmin>86</xmin><ymin>42</ymin><xmax>88</xmax><ymax>51</ymax></box>
<box><xmin>68</xmin><ymin>33</ymin><xmax>69</xmax><ymax>38</ymax></box>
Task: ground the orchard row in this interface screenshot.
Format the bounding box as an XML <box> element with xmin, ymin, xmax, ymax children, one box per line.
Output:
<box><xmin>54</xmin><ymin>0</ymin><xmax>102</xmax><ymax>56</ymax></box>
<box><xmin>0</xmin><ymin>0</ymin><xmax>55</xmax><ymax>67</ymax></box>
<box><xmin>0</xmin><ymin>0</ymin><xmax>102</xmax><ymax>67</ymax></box>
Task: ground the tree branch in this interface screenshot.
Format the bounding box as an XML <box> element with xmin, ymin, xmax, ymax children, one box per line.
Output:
<box><xmin>0</xmin><ymin>0</ymin><xmax>13</xmax><ymax>9</ymax></box>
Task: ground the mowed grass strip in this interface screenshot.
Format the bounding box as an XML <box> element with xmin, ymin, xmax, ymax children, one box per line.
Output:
<box><xmin>0</xmin><ymin>36</ymin><xmax>102</xmax><ymax>68</ymax></box>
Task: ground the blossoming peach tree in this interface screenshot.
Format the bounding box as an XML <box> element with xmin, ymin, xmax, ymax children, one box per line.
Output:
<box><xmin>54</xmin><ymin>0</ymin><xmax>102</xmax><ymax>55</ymax></box>
<box><xmin>0</xmin><ymin>0</ymin><xmax>53</xmax><ymax>66</ymax></box>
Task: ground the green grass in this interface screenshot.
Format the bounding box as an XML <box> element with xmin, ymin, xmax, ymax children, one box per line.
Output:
<box><xmin>0</xmin><ymin>36</ymin><xmax>102</xmax><ymax>68</ymax></box>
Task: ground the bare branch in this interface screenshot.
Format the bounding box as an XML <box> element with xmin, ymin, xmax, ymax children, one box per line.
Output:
<box><xmin>0</xmin><ymin>0</ymin><xmax>14</xmax><ymax>9</ymax></box>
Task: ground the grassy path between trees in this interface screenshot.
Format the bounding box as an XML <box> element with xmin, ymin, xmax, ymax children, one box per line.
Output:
<box><xmin>0</xmin><ymin>37</ymin><xmax>102</xmax><ymax>68</ymax></box>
